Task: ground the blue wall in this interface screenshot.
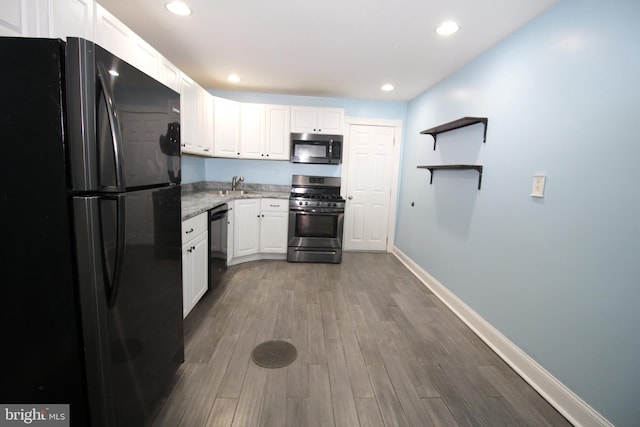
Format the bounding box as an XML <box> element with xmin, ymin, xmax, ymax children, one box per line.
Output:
<box><xmin>181</xmin><ymin>92</ymin><xmax>406</xmax><ymax>185</ymax></box>
<box><xmin>395</xmin><ymin>1</ymin><xmax>640</xmax><ymax>425</ymax></box>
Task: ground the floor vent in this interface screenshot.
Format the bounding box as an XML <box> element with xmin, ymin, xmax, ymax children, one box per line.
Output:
<box><xmin>251</xmin><ymin>340</ymin><xmax>297</xmax><ymax>368</ymax></box>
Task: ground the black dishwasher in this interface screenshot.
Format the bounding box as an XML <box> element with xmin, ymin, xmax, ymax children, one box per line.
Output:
<box><xmin>209</xmin><ymin>203</ymin><xmax>229</xmax><ymax>290</ymax></box>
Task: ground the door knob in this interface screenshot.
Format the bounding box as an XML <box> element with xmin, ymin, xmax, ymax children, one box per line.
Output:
<box><xmin>348</xmin><ymin>196</ymin><xmax>353</xmax><ymax>200</ymax></box>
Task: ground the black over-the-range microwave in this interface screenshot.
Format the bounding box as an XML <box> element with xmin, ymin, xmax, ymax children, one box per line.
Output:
<box><xmin>290</xmin><ymin>133</ymin><xmax>343</xmax><ymax>164</ymax></box>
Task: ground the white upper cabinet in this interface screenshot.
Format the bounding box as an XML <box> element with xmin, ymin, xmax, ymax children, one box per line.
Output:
<box><xmin>290</xmin><ymin>106</ymin><xmax>344</xmax><ymax>134</ymax></box>
<box><xmin>182</xmin><ymin>84</ymin><xmax>214</xmax><ymax>156</ymax></box>
<box><xmin>1</xmin><ymin>0</ymin><xmax>93</xmax><ymax>39</ymax></box>
<box><xmin>44</xmin><ymin>0</ymin><xmax>94</xmax><ymax>40</ymax></box>
<box><xmin>0</xmin><ymin>0</ymin><xmax>35</xmax><ymax>37</ymax></box>
<box><xmin>265</xmin><ymin>104</ymin><xmax>291</xmax><ymax>160</ymax></box>
<box><xmin>196</xmin><ymin>87</ymin><xmax>214</xmax><ymax>155</ymax></box>
<box><xmin>95</xmin><ymin>4</ymin><xmax>134</xmax><ymax>63</ymax></box>
<box><xmin>179</xmin><ymin>73</ymin><xmax>197</xmax><ymax>153</ymax></box>
<box><xmin>130</xmin><ymin>34</ymin><xmax>161</xmax><ymax>80</ymax></box>
<box><xmin>236</xmin><ymin>103</ymin><xmax>290</xmax><ymax>160</ymax></box>
<box><xmin>317</xmin><ymin>108</ymin><xmax>344</xmax><ymax>134</ymax></box>
<box><xmin>213</xmin><ymin>96</ymin><xmax>241</xmax><ymax>158</ymax></box>
<box><xmin>240</xmin><ymin>103</ymin><xmax>266</xmax><ymax>159</ymax></box>
<box><xmin>158</xmin><ymin>57</ymin><xmax>181</xmax><ymax>92</ymax></box>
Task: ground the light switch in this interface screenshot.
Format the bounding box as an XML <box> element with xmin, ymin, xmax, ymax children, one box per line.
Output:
<box><xmin>531</xmin><ymin>175</ymin><xmax>545</xmax><ymax>198</ymax></box>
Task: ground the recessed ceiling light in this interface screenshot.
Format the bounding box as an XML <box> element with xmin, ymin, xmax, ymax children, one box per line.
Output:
<box><xmin>381</xmin><ymin>84</ymin><xmax>394</xmax><ymax>92</ymax></box>
<box><xmin>165</xmin><ymin>1</ymin><xmax>192</xmax><ymax>16</ymax></box>
<box><xmin>227</xmin><ymin>74</ymin><xmax>240</xmax><ymax>83</ymax></box>
<box><xmin>435</xmin><ymin>21</ymin><xmax>460</xmax><ymax>36</ymax></box>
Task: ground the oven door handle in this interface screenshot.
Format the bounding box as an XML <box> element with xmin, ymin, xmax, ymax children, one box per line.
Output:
<box><xmin>292</xmin><ymin>209</ymin><xmax>344</xmax><ymax>215</ymax></box>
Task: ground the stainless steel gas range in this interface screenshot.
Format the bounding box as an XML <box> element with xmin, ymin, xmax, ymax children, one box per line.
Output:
<box><xmin>287</xmin><ymin>175</ymin><xmax>345</xmax><ymax>263</ymax></box>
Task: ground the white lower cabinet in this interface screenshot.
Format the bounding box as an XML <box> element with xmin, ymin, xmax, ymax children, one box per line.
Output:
<box><xmin>227</xmin><ymin>201</ymin><xmax>235</xmax><ymax>264</ymax></box>
<box><xmin>229</xmin><ymin>198</ymin><xmax>289</xmax><ymax>265</ymax></box>
<box><xmin>182</xmin><ymin>212</ymin><xmax>208</xmax><ymax>318</ymax></box>
<box><xmin>233</xmin><ymin>199</ymin><xmax>261</xmax><ymax>258</ymax></box>
<box><xmin>259</xmin><ymin>198</ymin><xmax>288</xmax><ymax>253</ymax></box>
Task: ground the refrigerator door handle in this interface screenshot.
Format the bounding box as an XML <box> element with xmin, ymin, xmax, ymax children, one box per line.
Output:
<box><xmin>72</xmin><ymin>196</ymin><xmax>116</xmax><ymax>427</ymax></box>
<box><xmin>101</xmin><ymin>194</ymin><xmax>127</xmax><ymax>309</ymax></box>
<box><xmin>97</xmin><ymin>64</ymin><xmax>126</xmax><ymax>192</ymax></box>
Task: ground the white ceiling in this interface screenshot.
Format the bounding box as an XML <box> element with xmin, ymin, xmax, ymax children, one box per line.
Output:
<box><xmin>97</xmin><ymin>0</ymin><xmax>559</xmax><ymax>101</ymax></box>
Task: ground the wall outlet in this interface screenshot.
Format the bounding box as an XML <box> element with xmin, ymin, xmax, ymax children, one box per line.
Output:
<box><xmin>531</xmin><ymin>175</ymin><xmax>546</xmax><ymax>197</ymax></box>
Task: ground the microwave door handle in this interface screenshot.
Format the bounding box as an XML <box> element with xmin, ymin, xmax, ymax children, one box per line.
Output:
<box><xmin>97</xmin><ymin>64</ymin><xmax>125</xmax><ymax>192</ymax></box>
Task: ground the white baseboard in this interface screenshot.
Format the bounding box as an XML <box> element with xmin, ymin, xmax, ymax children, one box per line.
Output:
<box><xmin>392</xmin><ymin>246</ymin><xmax>613</xmax><ymax>427</ymax></box>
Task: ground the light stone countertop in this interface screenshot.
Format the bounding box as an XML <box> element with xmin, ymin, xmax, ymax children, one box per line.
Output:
<box><xmin>181</xmin><ymin>181</ymin><xmax>290</xmax><ymax>221</ymax></box>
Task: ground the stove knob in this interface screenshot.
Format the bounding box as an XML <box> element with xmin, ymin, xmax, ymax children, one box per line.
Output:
<box><xmin>298</xmin><ymin>201</ymin><xmax>303</xmax><ymax>206</ymax></box>
<box><xmin>305</xmin><ymin>201</ymin><xmax>309</xmax><ymax>205</ymax></box>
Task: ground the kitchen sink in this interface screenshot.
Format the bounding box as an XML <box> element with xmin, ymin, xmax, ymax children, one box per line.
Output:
<box><xmin>218</xmin><ymin>190</ymin><xmax>248</xmax><ymax>195</ymax></box>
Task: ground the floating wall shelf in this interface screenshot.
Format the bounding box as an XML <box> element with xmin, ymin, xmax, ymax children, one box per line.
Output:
<box><xmin>420</xmin><ymin>116</ymin><xmax>488</xmax><ymax>150</ymax></box>
<box><xmin>417</xmin><ymin>165</ymin><xmax>484</xmax><ymax>190</ymax></box>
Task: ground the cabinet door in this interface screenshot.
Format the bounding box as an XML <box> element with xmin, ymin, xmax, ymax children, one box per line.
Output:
<box><xmin>290</xmin><ymin>106</ymin><xmax>318</xmax><ymax>133</ymax></box>
<box><xmin>197</xmin><ymin>87</ymin><xmax>214</xmax><ymax>155</ymax></box>
<box><xmin>0</xmin><ymin>0</ymin><xmax>35</xmax><ymax>37</ymax></box>
<box><xmin>190</xmin><ymin>231</ymin><xmax>209</xmax><ymax>309</ymax></box>
<box><xmin>95</xmin><ymin>5</ymin><xmax>133</xmax><ymax>63</ymax></box>
<box><xmin>240</xmin><ymin>103</ymin><xmax>265</xmax><ymax>159</ymax></box>
<box><xmin>159</xmin><ymin>58</ymin><xmax>181</xmax><ymax>92</ymax></box>
<box><xmin>259</xmin><ymin>199</ymin><xmax>288</xmax><ymax>254</ymax></box>
<box><xmin>213</xmin><ymin>97</ymin><xmax>241</xmax><ymax>158</ymax></box>
<box><xmin>265</xmin><ymin>105</ymin><xmax>290</xmax><ymax>160</ymax></box>
<box><xmin>46</xmin><ymin>0</ymin><xmax>94</xmax><ymax>40</ymax></box>
<box><xmin>181</xmin><ymin>245</ymin><xmax>192</xmax><ymax>318</ymax></box>
<box><xmin>179</xmin><ymin>74</ymin><xmax>197</xmax><ymax>153</ymax></box>
<box><xmin>131</xmin><ymin>35</ymin><xmax>160</xmax><ymax>79</ymax></box>
<box><xmin>233</xmin><ymin>199</ymin><xmax>260</xmax><ymax>257</ymax></box>
<box><xmin>227</xmin><ymin>202</ymin><xmax>234</xmax><ymax>263</ymax></box>
<box><xmin>317</xmin><ymin>108</ymin><xmax>344</xmax><ymax>134</ymax></box>
<box><xmin>260</xmin><ymin>211</ymin><xmax>288</xmax><ymax>253</ymax></box>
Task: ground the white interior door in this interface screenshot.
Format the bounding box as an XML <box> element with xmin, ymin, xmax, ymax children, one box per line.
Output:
<box><xmin>344</xmin><ymin>124</ymin><xmax>395</xmax><ymax>251</ymax></box>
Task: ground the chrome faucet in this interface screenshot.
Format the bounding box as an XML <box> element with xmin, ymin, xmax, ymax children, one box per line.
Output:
<box><xmin>231</xmin><ymin>175</ymin><xmax>244</xmax><ymax>191</ymax></box>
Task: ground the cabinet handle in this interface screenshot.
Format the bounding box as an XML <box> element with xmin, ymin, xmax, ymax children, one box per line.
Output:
<box><xmin>185</xmin><ymin>228</ymin><xmax>194</xmax><ymax>234</ymax></box>
<box><xmin>269</xmin><ymin>204</ymin><xmax>279</xmax><ymax>207</ymax></box>
<box><xmin>191</xmin><ymin>246</ymin><xmax>195</xmax><ymax>251</ymax></box>
<box><xmin>262</xmin><ymin>214</ymin><xmax>264</xmax><ymax>217</ymax></box>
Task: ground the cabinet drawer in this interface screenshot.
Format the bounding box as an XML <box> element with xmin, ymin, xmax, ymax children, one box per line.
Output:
<box><xmin>261</xmin><ymin>198</ymin><xmax>288</xmax><ymax>212</ymax></box>
<box><xmin>182</xmin><ymin>212</ymin><xmax>208</xmax><ymax>244</ymax></box>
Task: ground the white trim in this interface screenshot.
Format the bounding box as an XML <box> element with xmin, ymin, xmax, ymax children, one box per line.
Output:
<box><xmin>392</xmin><ymin>246</ymin><xmax>614</xmax><ymax>427</ymax></box>
<box><xmin>343</xmin><ymin>116</ymin><xmax>403</xmax><ymax>253</ymax></box>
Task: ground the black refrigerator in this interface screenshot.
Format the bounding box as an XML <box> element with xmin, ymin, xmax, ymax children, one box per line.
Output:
<box><xmin>0</xmin><ymin>37</ymin><xmax>184</xmax><ymax>426</ymax></box>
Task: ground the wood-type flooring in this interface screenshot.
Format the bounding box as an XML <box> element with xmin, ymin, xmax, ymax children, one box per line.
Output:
<box><xmin>152</xmin><ymin>252</ymin><xmax>572</xmax><ymax>427</ymax></box>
